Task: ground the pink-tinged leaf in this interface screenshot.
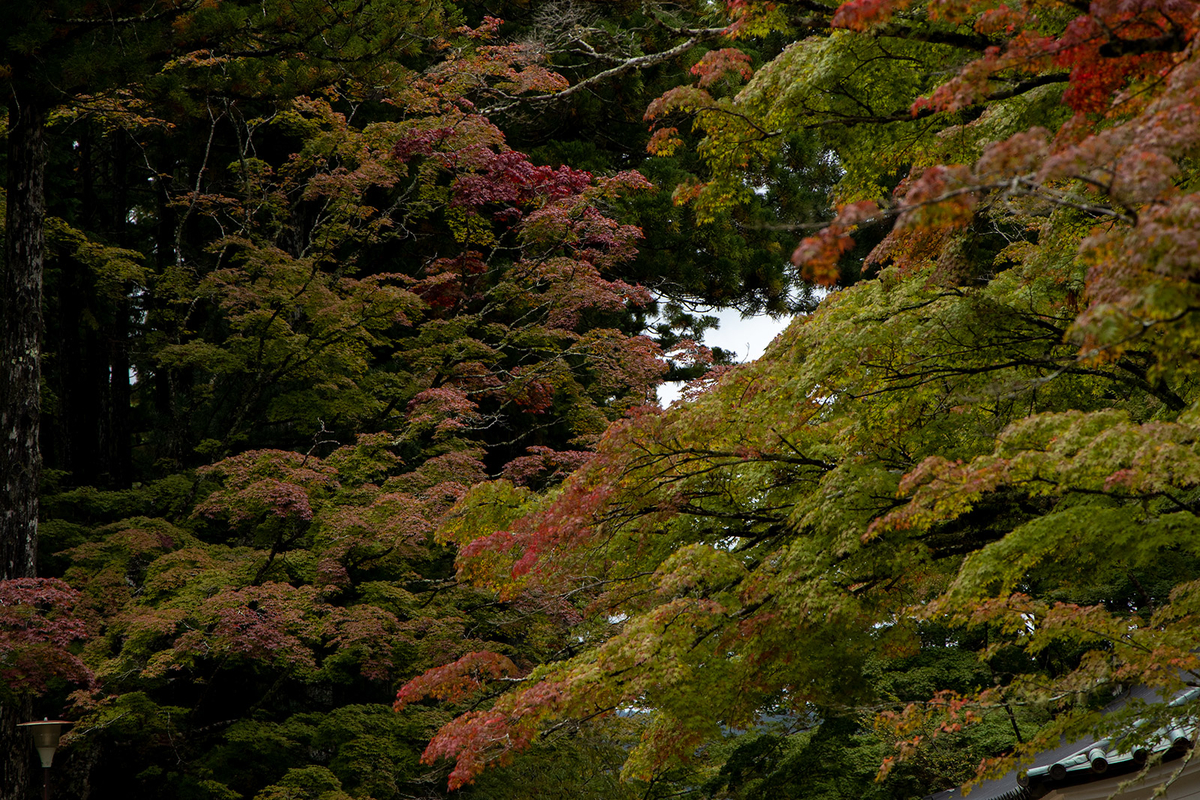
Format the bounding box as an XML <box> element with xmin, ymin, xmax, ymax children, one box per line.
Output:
<box><xmin>690</xmin><ymin>49</ymin><xmax>754</xmax><ymax>87</ymax></box>
<box><xmin>395</xmin><ymin>650</ymin><xmax>522</xmax><ymax>710</ymax></box>
<box><xmin>0</xmin><ymin>578</ymin><xmax>93</xmax><ymax>694</ymax></box>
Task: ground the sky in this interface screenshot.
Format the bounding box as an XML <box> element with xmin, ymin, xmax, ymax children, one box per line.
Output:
<box><xmin>657</xmin><ymin>306</ymin><xmax>795</xmax><ymax>406</ymax></box>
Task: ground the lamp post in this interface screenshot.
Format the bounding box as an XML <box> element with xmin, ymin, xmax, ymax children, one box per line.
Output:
<box><xmin>16</xmin><ymin>719</ymin><xmax>71</xmax><ymax>800</ymax></box>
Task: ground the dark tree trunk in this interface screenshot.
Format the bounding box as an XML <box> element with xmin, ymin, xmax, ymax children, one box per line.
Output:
<box><xmin>41</xmin><ymin>124</ymin><xmax>136</xmax><ymax>489</ymax></box>
<box><xmin>1</xmin><ymin>92</ymin><xmax>47</xmax><ymax>800</ymax></box>
<box><xmin>108</xmin><ymin>307</ymin><xmax>134</xmax><ymax>489</ymax></box>
<box><xmin>0</xmin><ymin>702</ymin><xmax>33</xmax><ymax>800</ymax></box>
<box><xmin>1</xmin><ymin>95</ymin><xmax>45</xmax><ymax>581</ymax></box>
<box><xmin>43</xmin><ymin>253</ymin><xmax>106</xmax><ymax>485</ymax></box>
<box><xmin>107</xmin><ymin>137</ymin><xmax>133</xmax><ymax>489</ymax></box>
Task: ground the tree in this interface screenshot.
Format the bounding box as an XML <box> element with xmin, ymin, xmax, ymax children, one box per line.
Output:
<box><xmin>442</xmin><ymin>0</ymin><xmax>845</xmax><ymax>322</ymax></box>
<box><xmin>2</xmin><ymin>3</ymin><xmax>446</xmax><ymax>797</ymax></box>
<box><xmin>8</xmin><ymin>1</ymin><xmax>843</xmax><ymax>798</ymax></box>
<box><xmin>400</xmin><ymin>0</ymin><xmax>1200</xmax><ymax>790</ymax></box>
<box><xmin>16</xmin><ymin>21</ymin><xmax>679</xmax><ymax>795</ymax></box>
<box><xmin>1</xmin><ymin>0</ymin><xmax>452</xmax><ymax>566</ymax></box>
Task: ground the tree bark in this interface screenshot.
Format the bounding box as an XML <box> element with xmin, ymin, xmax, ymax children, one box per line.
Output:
<box><xmin>1</xmin><ymin>91</ymin><xmax>47</xmax><ymax>800</ymax></box>
<box><xmin>108</xmin><ymin>136</ymin><xmax>133</xmax><ymax>489</ymax></box>
<box><xmin>0</xmin><ymin>702</ymin><xmax>33</xmax><ymax>800</ymax></box>
<box><xmin>108</xmin><ymin>306</ymin><xmax>134</xmax><ymax>489</ymax></box>
<box><xmin>1</xmin><ymin>95</ymin><xmax>45</xmax><ymax>581</ymax></box>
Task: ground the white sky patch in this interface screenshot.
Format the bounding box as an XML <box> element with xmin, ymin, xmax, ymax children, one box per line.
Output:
<box><xmin>658</xmin><ymin>307</ymin><xmax>794</xmax><ymax>407</ymax></box>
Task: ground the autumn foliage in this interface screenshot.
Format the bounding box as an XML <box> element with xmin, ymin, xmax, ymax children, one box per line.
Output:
<box><xmin>0</xmin><ymin>579</ymin><xmax>91</xmax><ymax>698</ymax></box>
<box><xmin>398</xmin><ymin>0</ymin><xmax>1200</xmax><ymax>791</ymax></box>
<box><xmin>9</xmin><ymin>0</ymin><xmax>1200</xmax><ymax>796</ymax></box>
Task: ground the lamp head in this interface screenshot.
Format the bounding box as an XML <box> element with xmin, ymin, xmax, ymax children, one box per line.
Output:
<box><xmin>16</xmin><ymin>720</ymin><xmax>72</xmax><ymax>768</ymax></box>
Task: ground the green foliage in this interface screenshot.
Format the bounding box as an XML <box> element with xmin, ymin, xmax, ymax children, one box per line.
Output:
<box><xmin>255</xmin><ymin>766</ymin><xmax>353</xmax><ymax>800</ymax></box>
<box><xmin>11</xmin><ymin>0</ymin><xmax>1200</xmax><ymax>797</ymax></box>
<box><xmin>404</xmin><ymin>0</ymin><xmax>1200</xmax><ymax>791</ymax></box>
<box><xmin>7</xmin><ymin>5</ymin><xmax>692</xmax><ymax>798</ymax></box>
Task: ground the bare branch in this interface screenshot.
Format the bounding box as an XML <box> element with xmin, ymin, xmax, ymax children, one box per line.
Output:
<box><xmin>484</xmin><ymin>26</ymin><xmax>730</xmax><ymax>115</ymax></box>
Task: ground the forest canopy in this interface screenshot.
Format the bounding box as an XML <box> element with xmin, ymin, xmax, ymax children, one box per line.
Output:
<box><xmin>3</xmin><ymin>0</ymin><xmax>1200</xmax><ymax>797</ymax></box>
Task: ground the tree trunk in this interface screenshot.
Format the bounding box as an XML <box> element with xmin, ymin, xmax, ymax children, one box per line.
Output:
<box><xmin>43</xmin><ymin>253</ymin><xmax>106</xmax><ymax>486</ymax></box>
<box><xmin>1</xmin><ymin>96</ymin><xmax>45</xmax><ymax>580</ymax></box>
<box><xmin>1</xmin><ymin>92</ymin><xmax>47</xmax><ymax>800</ymax></box>
<box><xmin>0</xmin><ymin>702</ymin><xmax>33</xmax><ymax>800</ymax></box>
<box><xmin>108</xmin><ymin>136</ymin><xmax>133</xmax><ymax>489</ymax></box>
<box><xmin>108</xmin><ymin>306</ymin><xmax>134</xmax><ymax>489</ymax></box>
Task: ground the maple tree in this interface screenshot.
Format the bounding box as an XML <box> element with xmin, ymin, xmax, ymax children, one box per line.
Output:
<box><xmin>0</xmin><ymin>579</ymin><xmax>91</xmax><ymax>701</ymax></box>
<box><xmin>2</xmin><ymin>0</ymin><xmax>453</xmax><ymax>565</ymax></box>
<box><xmin>1</xmin><ymin>5</ymin><xmax>694</xmax><ymax>796</ymax></box>
<box><xmin>8</xmin><ymin>0</ymin><xmax>1200</xmax><ymax>796</ymax></box>
<box><xmin>454</xmin><ymin>0</ymin><xmax>844</xmax><ymax>328</ymax></box>
<box><xmin>400</xmin><ymin>0</ymin><xmax>1200</xmax><ymax>792</ymax></box>
<box><xmin>3</xmin><ymin>3</ymin><xmax>456</xmax><ymax>795</ymax></box>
